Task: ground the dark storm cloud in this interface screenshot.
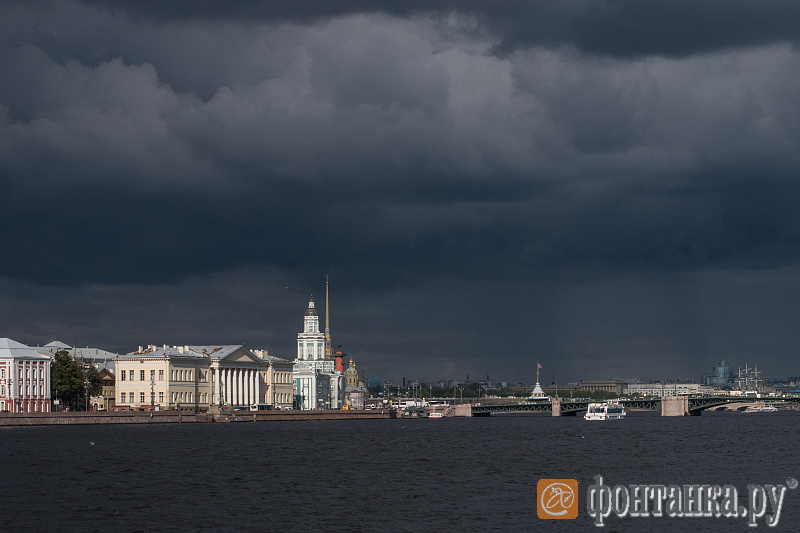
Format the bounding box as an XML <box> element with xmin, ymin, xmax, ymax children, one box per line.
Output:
<box><xmin>75</xmin><ymin>0</ymin><xmax>800</xmax><ymax>57</ymax></box>
<box><xmin>2</xmin><ymin>0</ymin><xmax>800</xmax><ymax>381</ymax></box>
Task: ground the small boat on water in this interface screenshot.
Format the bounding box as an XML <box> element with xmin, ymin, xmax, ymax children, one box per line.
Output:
<box><xmin>428</xmin><ymin>412</ymin><xmax>445</xmax><ymax>419</ymax></box>
<box><xmin>584</xmin><ymin>401</ymin><xmax>626</xmax><ymax>421</ymax></box>
<box><xmin>744</xmin><ymin>405</ymin><xmax>778</xmax><ymax>413</ymax></box>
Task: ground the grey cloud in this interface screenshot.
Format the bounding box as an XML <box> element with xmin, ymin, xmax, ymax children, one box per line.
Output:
<box><xmin>3</xmin><ymin>1</ymin><xmax>800</xmax><ymax>382</ymax></box>
<box><xmin>72</xmin><ymin>0</ymin><xmax>800</xmax><ymax>59</ymax></box>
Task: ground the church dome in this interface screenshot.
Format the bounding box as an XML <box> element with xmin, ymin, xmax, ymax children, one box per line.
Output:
<box><xmin>305</xmin><ymin>296</ymin><xmax>318</xmax><ymax>316</ymax></box>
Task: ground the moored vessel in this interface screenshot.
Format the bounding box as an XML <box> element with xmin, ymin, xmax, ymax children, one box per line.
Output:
<box><xmin>584</xmin><ymin>401</ymin><xmax>626</xmax><ymax>420</ymax></box>
<box><xmin>744</xmin><ymin>405</ymin><xmax>778</xmax><ymax>413</ymax></box>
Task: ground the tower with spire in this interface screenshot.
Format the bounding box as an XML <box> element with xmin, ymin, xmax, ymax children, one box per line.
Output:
<box><xmin>296</xmin><ymin>295</ymin><xmax>334</xmax><ymax>373</ymax></box>
<box><xmin>293</xmin><ymin>282</ymin><xmax>345</xmax><ymax>409</ymax></box>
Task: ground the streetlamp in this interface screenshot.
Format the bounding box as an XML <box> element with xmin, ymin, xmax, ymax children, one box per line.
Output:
<box><xmin>150</xmin><ymin>379</ymin><xmax>155</xmax><ymax>408</ymax></box>
<box><xmin>84</xmin><ymin>374</ymin><xmax>89</xmax><ymax>412</ymax></box>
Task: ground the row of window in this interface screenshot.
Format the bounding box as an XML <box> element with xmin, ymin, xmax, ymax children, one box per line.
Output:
<box><xmin>120</xmin><ymin>369</ymin><xmax>165</xmax><ymax>382</ymax></box>
<box><xmin>0</xmin><ymin>367</ymin><xmax>45</xmax><ymax>381</ymax></box>
<box><xmin>118</xmin><ymin>369</ymin><xmax>209</xmax><ymax>382</ymax></box>
<box><xmin>0</xmin><ymin>385</ymin><xmax>45</xmax><ymax>397</ymax></box>
<box><xmin>117</xmin><ymin>391</ymin><xmax>222</xmax><ymax>405</ymax></box>
<box><xmin>274</xmin><ymin>372</ymin><xmax>291</xmax><ymax>384</ymax></box>
<box><xmin>120</xmin><ymin>391</ymin><xmax>167</xmax><ymax>404</ymax></box>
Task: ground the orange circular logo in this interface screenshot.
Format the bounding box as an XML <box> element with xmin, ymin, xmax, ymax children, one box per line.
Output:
<box><xmin>537</xmin><ymin>479</ymin><xmax>579</xmax><ymax>519</ymax></box>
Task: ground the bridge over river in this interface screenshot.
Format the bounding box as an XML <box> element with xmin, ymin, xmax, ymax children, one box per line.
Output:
<box><xmin>470</xmin><ymin>396</ymin><xmax>800</xmax><ymax>417</ymax></box>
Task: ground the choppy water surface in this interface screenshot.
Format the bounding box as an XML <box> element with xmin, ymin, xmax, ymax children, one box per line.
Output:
<box><xmin>1</xmin><ymin>410</ymin><xmax>799</xmax><ymax>532</ymax></box>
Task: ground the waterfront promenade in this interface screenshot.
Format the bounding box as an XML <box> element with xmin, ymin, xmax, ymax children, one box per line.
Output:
<box><xmin>0</xmin><ymin>409</ymin><xmax>395</xmax><ymax>426</ymax></box>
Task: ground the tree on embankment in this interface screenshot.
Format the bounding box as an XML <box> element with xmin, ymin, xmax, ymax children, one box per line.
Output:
<box><xmin>50</xmin><ymin>350</ymin><xmax>103</xmax><ymax>410</ymax></box>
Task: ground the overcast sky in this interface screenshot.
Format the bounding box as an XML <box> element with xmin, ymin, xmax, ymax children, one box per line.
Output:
<box><xmin>2</xmin><ymin>1</ymin><xmax>800</xmax><ymax>384</ymax></box>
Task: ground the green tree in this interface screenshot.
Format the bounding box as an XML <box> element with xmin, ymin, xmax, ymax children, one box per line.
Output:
<box><xmin>50</xmin><ymin>350</ymin><xmax>102</xmax><ymax>410</ymax></box>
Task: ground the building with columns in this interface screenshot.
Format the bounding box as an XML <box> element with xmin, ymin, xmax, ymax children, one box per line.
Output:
<box><xmin>0</xmin><ymin>338</ymin><xmax>52</xmax><ymax>413</ymax></box>
<box><xmin>115</xmin><ymin>344</ymin><xmax>293</xmax><ymax>410</ymax></box>
<box><xmin>293</xmin><ymin>295</ymin><xmax>345</xmax><ymax>409</ymax></box>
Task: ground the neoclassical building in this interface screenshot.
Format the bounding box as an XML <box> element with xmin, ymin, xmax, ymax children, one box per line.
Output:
<box><xmin>115</xmin><ymin>345</ymin><xmax>293</xmax><ymax>410</ymax></box>
<box><xmin>293</xmin><ymin>296</ymin><xmax>344</xmax><ymax>410</ymax></box>
<box><xmin>0</xmin><ymin>338</ymin><xmax>52</xmax><ymax>413</ymax></box>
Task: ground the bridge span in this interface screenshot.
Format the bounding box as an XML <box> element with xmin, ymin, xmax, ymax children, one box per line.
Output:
<box><xmin>470</xmin><ymin>397</ymin><xmax>800</xmax><ymax>417</ymax></box>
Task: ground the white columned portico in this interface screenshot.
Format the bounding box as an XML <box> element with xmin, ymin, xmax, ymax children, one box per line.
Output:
<box><xmin>230</xmin><ymin>368</ymin><xmax>236</xmax><ymax>405</ymax></box>
<box><xmin>242</xmin><ymin>368</ymin><xmax>247</xmax><ymax>405</ymax></box>
<box><xmin>230</xmin><ymin>367</ymin><xmax>235</xmax><ymax>405</ymax></box>
<box><xmin>225</xmin><ymin>368</ymin><xmax>232</xmax><ymax>406</ymax></box>
<box><xmin>216</xmin><ymin>368</ymin><xmax>222</xmax><ymax>405</ymax></box>
<box><xmin>243</xmin><ymin>369</ymin><xmax>248</xmax><ymax>405</ymax></box>
<box><xmin>235</xmin><ymin>368</ymin><xmax>241</xmax><ymax>406</ymax></box>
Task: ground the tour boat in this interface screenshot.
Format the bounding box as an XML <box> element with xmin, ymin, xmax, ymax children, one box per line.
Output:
<box><xmin>428</xmin><ymin>412</ymin><xmax>445</xmax><ymax>418</ymax></box>
<box><xmin>584</xmin><ymin>401</ymin><xmax>626</xmax><ymax>420</ymax></box>
<box><xmin>744</xmin><ymin>405</ymin><xmax>778</xmax><ymax>413</ymax></box>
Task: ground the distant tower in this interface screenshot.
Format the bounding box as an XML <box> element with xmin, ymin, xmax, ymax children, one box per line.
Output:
<box><xmin>297</xmin><ymin>295</ymin><xmax>331</xmax><ymax>372</ymax></box>
<box><xmin>325</xmin><ymin>275</ymin><xmax>333</xmax><ymax>360</ymax></box>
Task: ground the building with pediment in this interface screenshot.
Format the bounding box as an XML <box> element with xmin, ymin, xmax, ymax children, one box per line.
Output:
<box><xmin>115</xmin><ymin>344</ymin><xmax>293</xmax><ymax>410</ymax></box>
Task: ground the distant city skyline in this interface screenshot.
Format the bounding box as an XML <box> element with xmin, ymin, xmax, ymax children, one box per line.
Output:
<box><xmin>3</xmin><ymin>2</ymin><xmax>800</xmax><ymax>383</ymax></box>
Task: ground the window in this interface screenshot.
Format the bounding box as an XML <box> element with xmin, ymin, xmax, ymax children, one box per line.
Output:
<box><xmin>140</xmin><ymin>392</ymin><xmax>145</xmax><ymax>403</ymax></box>
<box><xmin>121</xmin><ymin>392</ymin><xmax>126</xmax><ymax>402</ymax></box>
<box><xmin>130</xmin><ymin>370</ymin><xmax>134</xmax><ymax>381</ymax></box>
<box><xmin>158</xmin><ymin>391</ymin><xmax>164</xmax><ymax>403</ymax></box>
<box><xmin>121</xmin><ymin>370</ymin><xmax>126</xmax><ymax>381</ymax></box>
<box><xmin>139</xmin><ymin>370</ymin><xmax>145</xmax><ymax>381</ymax></box>
<box><xmin>158</xmin><ymin>369</ymin><xmax>164</xmax><ymax>381</ymax></box>
<box><xmin>0</xmin><ymin>369</ymin><xmax>4</xmax><ymax>379</ymax></box>
<box><xmin>150</xmin><ymin>370</ymin><xmax>155</xmax><ymax>381</ymax></box>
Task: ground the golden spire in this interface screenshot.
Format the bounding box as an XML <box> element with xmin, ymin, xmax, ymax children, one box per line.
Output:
<box><xmin>325</xmin><ymin>275</ymin><xmax>333</xmax><ymax>359</ymax></box>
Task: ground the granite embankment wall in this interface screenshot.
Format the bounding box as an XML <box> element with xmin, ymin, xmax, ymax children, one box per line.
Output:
<box><xmin>0</xmin><ymin>410</ymin><xmax>396</xmax><ymax>426</ymax></box>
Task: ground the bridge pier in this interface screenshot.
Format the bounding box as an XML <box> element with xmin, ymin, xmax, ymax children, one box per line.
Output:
<box><xmin>661</xmin><ymin>395</ymin><xmax>689</xmax><ymax>416</ymax></box>
<box><xmin>551</xmin><ymin>398</ymin><xmax>561</xmax><ymax>416</ymax></box>
<box><xmin>452</xmin><ymin>404</ymin><xmax>473</xmax><ymax>417</ymax></box>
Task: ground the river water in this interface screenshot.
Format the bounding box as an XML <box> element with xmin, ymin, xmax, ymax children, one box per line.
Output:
<box><xmin>1</xmin><ymin>410</ymin><xmax>798</xmax><ymax>532</ymax></box>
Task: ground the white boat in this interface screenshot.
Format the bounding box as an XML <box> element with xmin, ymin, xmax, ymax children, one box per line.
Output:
<box><xmin>428</xmin><ymin>412</ymin><xmax>445</xmax><ymax>419</ymax></box>
<box><xmin>744</xmin><ymin>405</ymin><xmax>778</xmax><ymax>413</ymax></box>
<box><xmin>584</xmin><ymin>401</ymin><xmax>626</xmax><ymax>420</ymax></box>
